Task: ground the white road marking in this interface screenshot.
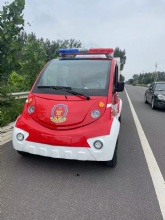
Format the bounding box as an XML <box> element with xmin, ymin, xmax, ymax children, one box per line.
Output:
<box><xmin>125</xmin><ymin>89</ymin><xmax>165</xmax><ymax>220</ymax></box>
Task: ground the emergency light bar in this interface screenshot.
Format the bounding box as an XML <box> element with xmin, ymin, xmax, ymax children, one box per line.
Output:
<box><xmin>57</xmin><ymin>48</ymin><xmax>114</xmax><ymax>56</ymax></box>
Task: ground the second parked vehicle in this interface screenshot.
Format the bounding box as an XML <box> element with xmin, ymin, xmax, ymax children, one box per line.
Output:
<box><xmin>144</xmin><ymin>81</ymin><xmax>165</xmax><ymax>109</ymax></box>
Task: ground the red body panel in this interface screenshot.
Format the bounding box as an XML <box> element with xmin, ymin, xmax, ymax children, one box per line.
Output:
<box><xmin>16</xmin><ymin>106</ymin><xmax>114</xmax><ymax>147</ymax></box>
<box><xmin>27</xmin><ymin>94</ymin><xmax>108</xmax><ymax>130</ymax></box>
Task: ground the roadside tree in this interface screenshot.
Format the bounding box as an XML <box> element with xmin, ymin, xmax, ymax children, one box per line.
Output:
<box><xmin>114</xmin><ymin>47</ymin><xmax>126</xmax><ymax>71</ymax></box>
<box><xmin>0</xmin><ymin>0</ymin><xmax>25</xmax><ymax>84</ymax></box>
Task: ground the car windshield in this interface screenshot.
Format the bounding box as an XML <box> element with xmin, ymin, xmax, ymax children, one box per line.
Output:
<box><xmin>155</xmin><ymin>83</ymin><xmax>165</xmax><ymax>91</ymax></box>
<box><xmin>33</xmin><ymin>59</ymin><xmax>111</xmax><ymax>96</ymax></box>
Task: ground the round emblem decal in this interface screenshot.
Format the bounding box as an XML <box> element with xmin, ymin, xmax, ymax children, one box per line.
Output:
<box><xmin>50</xmin><ymin>104</ymin><xmax>68</xmax><ymax>123</ymax></box>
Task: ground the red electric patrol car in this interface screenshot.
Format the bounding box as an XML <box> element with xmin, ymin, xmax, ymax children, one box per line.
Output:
<box><xmin>12</xmin><ymin>48</ymin><xmax>124</xmax><ymax>167</ymax></box>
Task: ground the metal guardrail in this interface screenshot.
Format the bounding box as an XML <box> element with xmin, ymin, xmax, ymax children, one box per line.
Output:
<box><xmin>11</xmin><ymin>91</ymin><xmax>29</xmax><ymax>99</ymax></box>
<box><xmin>0</xmin><ymin>91</ymin><xmax>29</xmax><ymax>99</ymax></box>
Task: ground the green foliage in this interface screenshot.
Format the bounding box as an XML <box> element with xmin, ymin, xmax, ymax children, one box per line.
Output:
<box><xmin>114</xmin><ymin>47</ymin><xmax>126</xmax><ymax>71</ymax></box>
<box><xmin>0</xmin><ymin>98</ymin><xmax>25</xmax><ymax>127</ymax></box>
<box><xmin>8</xmin><ymin>71</ymin><xmax>27</xmax><ymax>92</ymax></box>
<box><xmin>128</xmin><ymin>71</ymin><xmax>165</xmax><ymax>85</ymax></box>
<box><xmin>128</xmin><ymin>78</ymin><xmax>134</xmax><ymax>85</ymax></box>
<box><xmin>19</xmin><ymin>33</ymin><xmax>47</xmax><ymax>88</ymax></box>
<box><xmin>0</xmin><ymin>0</ymin><xmax>25</xmax><ymax>83</ymax></box>
<box><xmin>42</xmin><ymin>38</ymin><xmax>82</xmax><ymax>61</ymax></box>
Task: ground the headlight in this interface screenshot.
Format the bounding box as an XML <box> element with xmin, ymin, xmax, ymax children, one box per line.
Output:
<box><xmin>93</xmin><ymin>140</ymin><xmax>103</xmax><ymax>149</ymax></box>
<box><xmin>17</xmin><ymin>133</ymin><xmax>24</xmax><ymax>141</ymax></box>
<box><xmin>157</xmin><ymin>94</ymin><xmax>165</xmax><ymax>100</ymax></box>
<box><xmin>28</xmin><ymin>105</ymin><xmax>35</xmax><ymax>114</ymax></box>
<box><xmin>91</xmin><ymin>110</ymin><xmax>100</xmax><ymax>118</ymax></box>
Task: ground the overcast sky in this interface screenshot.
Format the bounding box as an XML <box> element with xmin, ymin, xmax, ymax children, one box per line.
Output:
<box><xmin>1</xmin><ymin>0</ymin><xmax>165</xmax><ymax>80</ymax></box>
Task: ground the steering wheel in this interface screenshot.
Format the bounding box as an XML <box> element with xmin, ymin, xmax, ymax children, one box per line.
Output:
<box><xmin>83</xmin><ymin>80</ymin><xmax>102</xmax><ymax>89</ymax></box>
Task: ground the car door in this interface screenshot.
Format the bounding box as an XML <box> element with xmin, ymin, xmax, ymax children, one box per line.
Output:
<box><xmin>147</xmin><ymin>83</ymin><xmax>154</xmax><ymax>103</ymax></box>
<box><xmin>112</xmin><ymin>65</ymin><xmax>119</xmax><ymax>117</ymax></box>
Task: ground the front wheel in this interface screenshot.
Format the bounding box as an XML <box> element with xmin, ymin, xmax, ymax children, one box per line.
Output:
<box><xmin>17</xmin><ymin>151</ymin><xmax>29</xmax><ymax>156</ymax></box>
<box><xmin>104</xmin><ymin>140</ymin><xmax>118</xmax><ymax>168</ymax></box>
<box><xmin>151</xmin><ymin>98</ymin><xmax>156</xmax><ymax>110</ymax></box>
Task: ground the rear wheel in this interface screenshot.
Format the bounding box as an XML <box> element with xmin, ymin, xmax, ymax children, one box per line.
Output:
<box><xmin>17</xmin><ymin>151</ymin><xmax>29</xmax><ymax>156</ymax></box>
<box><xmin>104</xmin><ymin>140</ymin><xmax>118</xmax><ymax>168</ymax></box>
<box><xmin>144</xmin><ymin>94</ymin><xmax>148</xmax><ymax>103</ymax></box>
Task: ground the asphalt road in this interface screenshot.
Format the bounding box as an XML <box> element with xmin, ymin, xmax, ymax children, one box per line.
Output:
<box><xmin>1</xmin><ymin>85</ymin><xmax>165</xmax><ymax>220</ymax></box>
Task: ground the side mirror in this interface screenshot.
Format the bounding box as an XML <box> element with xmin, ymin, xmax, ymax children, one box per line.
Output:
<box><xmin>115</xmin><ymin>82</ymin><xmax>125</xmax><ymax>92</ymax></box>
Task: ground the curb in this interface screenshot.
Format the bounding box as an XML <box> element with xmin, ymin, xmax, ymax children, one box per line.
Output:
<box><xmin>0</xmin><ymin>122</ymin><xmax>15</xmax><ymax>146</ymax></box>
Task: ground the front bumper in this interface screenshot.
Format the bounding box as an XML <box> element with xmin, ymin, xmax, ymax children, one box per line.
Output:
<box><xmin>12</xmin><ymin>117</ymin><xmax>120</xmax><ymax>161</ymax></box>
<box><xmin>154</xmin><ymin>99</ymin><xmax>165</xmax><ymax>108</ymax></box>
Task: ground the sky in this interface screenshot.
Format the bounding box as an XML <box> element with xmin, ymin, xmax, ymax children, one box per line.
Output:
<box><xmin>1</xmin><ymin>0</ymin><xmax>165</xmax><ymax>80</ymax></box>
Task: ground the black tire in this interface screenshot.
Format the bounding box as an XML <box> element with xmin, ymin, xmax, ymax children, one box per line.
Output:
<box><xmin>119</xmin><ymin>115</ymin><xmax>121</xmax><ymax>122</ymax></box>
<box><xmin>104</xmin><ymin>140</ymin><xmax>118</xmax><ymax>168</ymax></box>
<box><xmin>17</xmin><ymin>151</ymin><xmax>29</xmax><ymax>156</ymax></box>
<box><xmin>151</xmin><ymin>98</ymin><xmax>156</xmax><ymax>110</ymax></box>
<box><xmin>144</xmin><ymin>94</ymin><xmax>148</xmax><ymax>103</ymax></box>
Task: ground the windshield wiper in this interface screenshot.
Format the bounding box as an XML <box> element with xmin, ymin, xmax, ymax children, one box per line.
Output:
<box><xmin>37</xmin><ymin>86</ymin><xmax>90</xmax><ymax>100</ymax></box>
<box><xmin>38</xmin><ymin>85</ymin><xmax>72</xmax><ymax>90</ymax></box>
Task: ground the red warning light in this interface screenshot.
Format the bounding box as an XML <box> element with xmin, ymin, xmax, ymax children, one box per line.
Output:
<box><xmin>89</xmin><ymin>48</ymin><xmax>114</xmax><ymax>54</ymax></box>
